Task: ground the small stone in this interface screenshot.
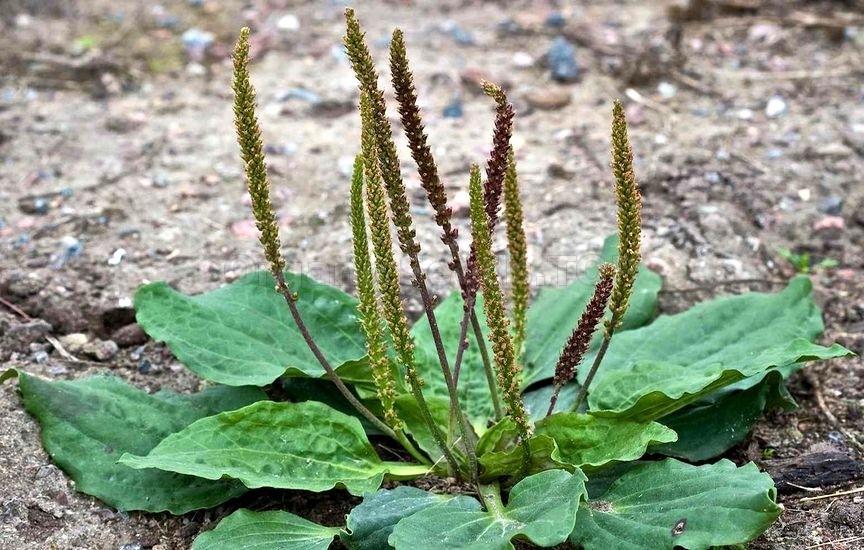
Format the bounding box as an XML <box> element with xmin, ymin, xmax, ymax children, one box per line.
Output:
<box><xmin>107</xmin><ymin>248</ymin><xmax>126</xmax><ymax>266</ymax></box>
<box><xmin>813</xmin><ymin>216</ymin><xmax>844</xmax><ymax>231</ymax></box>
<box><xmin>765</xmin><ymin>95</ymin><xmax>787</xmax><ymax>118</ymax></box>
<box><xmin>84</xmin><ymin>339</ymin><xmax>119</xmax><ymax>362</ymax></box>
<box><xmin>525</xmin><ymin>88</ymin><xmax>571</xmax><ymax>110</ymax></box>
<box><xmin>112</xmin><ymin>324</ymin><xmax>148</xmax><ymax>347</ymax></box>
<box><xmin>276</xmin><ymin>14</ymin><xmax>300</xmax><ymax>32</ymax></box>
<box><xmin>181</xmin><ymin>28</ymin><xmax>214</xmax><ymax>61</ymax></box>
<box><xmin>442</xmin><ymin>99</ymin><xmax>464</xmax><ymax>118</ymax></box>
<box><xmin>820</xmin><ymin>196</ymin><xmax>843</xmax><ymax>215</ymax></box>
<box><xmin>137</xmin><ymin>359</ymin><xmax>152</xmax><ymax>374</ymax></box>
<box><xmin>50</xmin><ymin>236</ymin><xmax>83</xmax><ymax>269</ymax></box>
<box><xmin>547</xmin><ymin>37</ymin><xmax>579</xmax><ymax>82</ymax></box>
<box><xmin>33</xmin><ymin>350</ymin><xmax>49</xmax><ymax>364</ymax></box>
<box><xmin>737</xmin><ymin>108</ymin><xmax>754</xmax><ymax>120</ymax></box>
<box><xmin>441</xmin><ymin>21</ymin><xmax>475</xmax><ymax>45</ymax></box>
<box><xmin>511</xmin><ymin>51</ymin><xmax>534</xmax><ymax>68</ymax></box>
<box><xmin>657</xmin><ymin>81</ymin><xmax>677</xmax><ymax>99</ymax></box>
<box><xmin>545</xmin><ymin>12</ymin><xmax>566</xmax><ymax>28</ymax></box>
<box><xmin>59</xmin><ymin>333</ymin><xmax>89</xmax><ymax>354</ymax></box>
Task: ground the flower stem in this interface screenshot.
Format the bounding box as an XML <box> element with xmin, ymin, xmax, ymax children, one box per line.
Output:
<box><xmin>570</xmin><ymin>330</ymin><xmax>613</xmax><ymax>413</ymax></box>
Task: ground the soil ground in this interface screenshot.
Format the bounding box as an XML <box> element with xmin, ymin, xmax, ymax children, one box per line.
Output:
<box><xmin>1</xmin><ymin>1</ymin><xmax>863</xmax><ymax>549</ymax></box>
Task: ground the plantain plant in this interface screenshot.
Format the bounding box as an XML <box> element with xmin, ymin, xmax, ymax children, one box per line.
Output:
<box><xmin>4</xmin><ymin>9</ymin><xmax>854</xmax><ymax>550</ymax></box>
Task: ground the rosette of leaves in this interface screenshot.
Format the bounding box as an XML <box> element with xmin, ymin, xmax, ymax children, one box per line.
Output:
<box><xmin>4</xmin><ymin>9</ymin><xmax>853</xmax><ymax>550</ymax></box>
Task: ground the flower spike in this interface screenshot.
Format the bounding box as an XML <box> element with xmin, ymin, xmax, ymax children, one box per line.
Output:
<box><xmin>468</xmin><ymin>163</ymin><xmax>532</xmax><ymax>468</ymax></box>
<box><xmin>480</xmin><ymin>81</ymin><xmax>514</xmax><ymax>230</ymax></box>
<box><xmin>390</xmin><ymin>29</ymin><xmax>454</xmax><ymax>242</ymax></box>
<box><xmin>503</xmin><ymin>148</ymin><xmax>529</xmax><ymax>354</ymax></box>
<box><xmin>605</xmin><ymin>99</ymin><xmax>642</xmax><ymax>335</ymax></box>
<box><xmin>546</xmin><ymin>263</ymin><xmax>615</xmax><ymax>416</ymax></box>
<box><xmin>232</xmin><ymin>27</ymin><xmax>284</xmax><ymax>279</ymax></box>
<box><xmin>349</xmin><ymin>155</ymin><xmax>400</xmax><ymax>428</ymax></box>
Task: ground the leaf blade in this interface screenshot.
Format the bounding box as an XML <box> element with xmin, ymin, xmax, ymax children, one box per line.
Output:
<box><xmin>135</xmin><ymin>271</ymin><xmax>368</xmax><ymax>386</ymax></box>
<box><xmin>570</xmin><ymin>459</ymin><xmax>781</xmax><ymax>550</ymax></box>
<box><xmin>120</xmin><ymin>400</ymin><xmax>392</xmax><ymax>496</ymax></box>
<box><xmin>192</xmin><ymin>509</ymin><xmax>340</xmax><ymax>550</ymax></box>
<box><xmin>11</xmin><ymin>370</ymin><xmax>262</xmax><ymax>513</ymax></box>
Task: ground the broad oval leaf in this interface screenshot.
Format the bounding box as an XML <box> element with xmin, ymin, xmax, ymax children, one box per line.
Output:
<box><xmin>192</xmin><ymin>508</ymin><xmax>340</xmax><ymax>550</ymax></box>
<box><xmin>389</xmin><ymin>469</ymin><xmax>587</xmax><ymax>550</ymax></box>
<box><xmin>342</xmin><ymin>486</ymin><xmax>454</xmax><ymax>550</ymax></box>
<box><xmin>655</xmin><ymin>367</ymin><xmax>798</xmax><ymax>461</ymax></box>
<box><xmin>522</xmin><ymin>234</ymin><xmax>661</xmax><ymax>388</ymax></box>
<box><xmin>135</xmin><ymin>271</ymin><xmax>368</xmax><ymax>386</ymax></box>
<box><xmin>476</xmin><ymin>414</ymin><xmax>675</xmax><ymax>479</ymax></box>
<box><xmin>570</xmin><ymin>458</ymin><xmax>781</xmax><ymax>550</ymax></box>
<box><xmin>8</xmin><ymin>370</ymin><xmax>263</xmax><ymax>513</ymax></box>
<box><xmin>120</xmin><ymin>400</ymin><xmax>425</xmax><ymax>496</ymax></box>
<box><xmin>583</xmin><ymin>277</ymin><xmax>852</xmax><ymax>420</ymax></box>
<box><xmin>588</xmin><ymin>339</ymin><xmax>850</xmax><ymax>421</ymax></box>
<box><xmin>538</xmin><ymin>413</ymin><xmax>676</xmax><ymax>472</ymax></box>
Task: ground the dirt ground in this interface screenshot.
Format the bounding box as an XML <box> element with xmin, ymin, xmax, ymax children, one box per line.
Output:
<box><xmin>1</xmin><ymin>0</ymin><xmax>863</xmax><ymax>548</ymax></box>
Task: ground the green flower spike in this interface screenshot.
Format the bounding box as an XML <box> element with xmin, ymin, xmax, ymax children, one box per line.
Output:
<box><xmin>360</xmin><ymin>93</ymin><xmax>460</xmax><ymax>475</ymax></box>
<box><xmin>349</xmin><ymin>155</ymin><xmax>400</xmax><ymax>429</ymax></box>
<box><xmin>468</xmin><ymin>163</ymin><xmax>532</xmax><ymax>470</ymax></box>
<box><xmin>232</xmin><ymin>27</ymin><xmax>284</xmax><ymax>280</ymax></box>
<box><xmin>605</xmin><ymin>99</ymin><xmax>642</xmax><ymax>335</ymax></box>
<box><xmin>503</xmin><ymin>148</ymin><xmax>529</xmax><ymax>355</ymax></box>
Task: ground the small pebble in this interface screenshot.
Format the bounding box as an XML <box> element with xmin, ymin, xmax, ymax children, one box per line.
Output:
<box><xmin>84</xmin><ymin>339</ymin><xmax>119</xmax><ymax>362</ymax></box>
<box><xmin>511</xmin><ymin>51</ymin><xmax>534</xmax><ymax>68</ymax></box>
<box><xmin>765</xmin><ymin>95</ymin><xmax>787</xmax><ymax>118</ymax></box>
<box><xmin>657</xmin><ymin>81</ymin><xmax>677</xmax><ymax>99</ymax></box>
<box><xmin>108</xmin><ymin>248</ymin><xmax>126</xmax><ymax>266</ymax></box>
<box><xmin>33</xmin><ymin>350</ymin><xmax>49</xmax><ymax>364</ymax></box>
<box><xmin>442</xmin><ymin>21</ymin><xmax>475</xmax><ymax>45</ymax></box>
<box><xmin>59</xmin><ymin>333</ymin><xmax>89</xmax><ymax>354</ymax></box>
<box><xmin>820</xmin><ymin>195</ymin><xmax>843</xmax><ymax>215</ymax></box>
<box><xmin>276</xmin><ymin>14</ymin><xmax>300</xmax><ymax>32</ymax></box>
<box><xmin>545</xmin><ymin>12</ymin><xmax>566</xmax><ymax>28</ymax></box>
<box><xmin>547</xmin><ymin>37</ymin><xmax>579</xmax><ymax>82</ymax></box>
<box><xmin>137</xmin><ymin>359</ymin><xmax>152</xmax><ymax>374</ymax></box>
<box><xmin>51</xmin><ymin>236</ymin><xmax>83</xmax><ymax>269</ymax></box>
<box><xmin>181</xmin><ymin>28</ymin><xmax>214</xmax><ymax>61</ymax></box>
<box><xmin>524</xmin><ymin>88</ymin><xmax>571</xmax><ymax>110</ymax></box>
<box><xmin>442</xmin><ymin>99</ymin><xmax>464</xmax><ymax>118</ymax></box>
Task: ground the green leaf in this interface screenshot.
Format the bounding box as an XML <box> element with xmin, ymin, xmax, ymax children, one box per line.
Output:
<box><xmin>522</xmin><ymin>234</ymin><xmax>661</xmax><ymax>388</ymax></box>
<box><xmin>537</xmin><ymin>413</ymin><xmax>676</xmax><ymax>472</ymax></box>
<box><xmin>342</xmin><ymin>486</ymin><xmax>453</xmax><ymax>550</ymax></box>
<box><xmin>476</xmin><ymin>414</ymin><xmax>675</xmax><ymax>479</ymax></box>
<box><xmin>9</xmin><ymin>370</ymin><xmax>262</xmax><ymax>513</ymax></box>
<box><xmin>585</xmin><ymin>277</ymin><xmax>853</xmax><ymax>420</ymax></box>
<box><xmin>589</xmin><ymin>339</ymin><xmax>850</xmax><ymax>421</ymax></box>
<box><xmin>570</xmin><ymin>459</ymin><xmax>781</xmax><ymax>550</ymax></box>
<box><xmin>654</xmin><ymin>366</ymin><xmax>799</xmax><ymax>461</ymax></box>
<box><xmin>120</xmin><ymin>400</ymin><xmax>424</xmax><ymax>496</ymax></box>
<box><xmin>135</xmin><ymin>271</ymin><xmax>368</xmax><ymax>386</ymax></box>
<box><xmin>192</xmin><ymin>508</ymin><xmax>340</xmax><ymax>550</ymax></box>
<box><xmin>476</xmin><ymin>417</ymin><xmax>567</xmax><ymax>480</ymax></box>
<box><xmin>411</xmin><ymin>292</ymin><xmax>495</xmax><ymax>431</ymax></box>
<box><xmin>390</xmin><ymin>469</ymin><xmax>587</xmax><ymax>550</ymax></box>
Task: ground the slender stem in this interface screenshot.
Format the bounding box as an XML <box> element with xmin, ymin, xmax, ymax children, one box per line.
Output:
<box><xmin>272</xmin><ymin>272</ymin><xmax>396</xmax><ymax>439</ymax></box>
<box><xmin>410</xmin><ymin>259</ymin><xmax>478</xmax><ymax>481</ymax></box>
<box><xmin>478</xmin><ymin>482</ymin><xmax>505</xmax><ymax>516</ymax></box>
<box><xmin>405</xmin><ymin>369</ymin><xmax>462</xmax><ymax>476</ymax></box>
<box><xmin>571</xmin><ymin>334</ymin><xmax>613</xmax><ymax>413</ymax></box>
<box><xmin>446</xmin><ymin>240</ymin><xmax>502</xmax><ymax>420</ymax></box>
<box><xmin>545</xmin><ymin>382</ymin><xmax>563</xmax><ymax>418</ymax></box>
